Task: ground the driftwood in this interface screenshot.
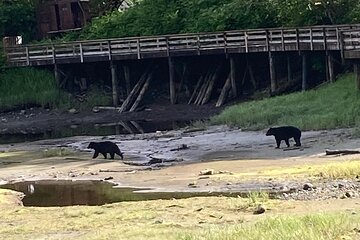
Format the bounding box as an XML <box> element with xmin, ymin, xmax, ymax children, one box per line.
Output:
<box><xmin>216</xmin><ymin>73</ymin><xmax>231</xmax><ymax>107</ymax></box>
<box><xmin>94</xmin><ymin>106</ymin><xmax>122</xmax><ymax>111</ymax></box>
<box><xmin>130</xmin><ymin>121</ymin><xmax>144</xmax><ymax>134</ymax></box>
<box><xmin>325</xmin><ymin>149</ymin><xmax>360</xmax><ymax>155</ymax></box>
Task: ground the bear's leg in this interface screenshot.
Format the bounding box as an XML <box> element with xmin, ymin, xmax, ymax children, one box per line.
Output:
<box><xmin>285</xmin><ymin>139</ymin><xmax>290</xmax><ymax>147</ymax></box>
<box><xmin>294</xmin><ymin>137</ymin><xmax>301</xmax><ymax>146</ymax></box>
<box><xmin>110</xmin><ymin>152</ymin><xmax>115</xmax><ymax>159</ymax></box>
<box><xmin>93</xmin><ymin>151</ymin><xmax>99</xmax><ymax>159</ymax></box>
<box><xmin>275</xmin><ymin>138</ymin><xmax>281</xmax><ymax>148</ymax></box>
<box><xmin>101</xmin><ymin>152</ymin><xmax>107</xmax><ymax>159</ymax></box>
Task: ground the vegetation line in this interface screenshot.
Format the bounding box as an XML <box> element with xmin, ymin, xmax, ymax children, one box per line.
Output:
<box><xmin>211</xmin><ymin>73</ymin><xmax>360</xmax><ymax>131</ymax></box>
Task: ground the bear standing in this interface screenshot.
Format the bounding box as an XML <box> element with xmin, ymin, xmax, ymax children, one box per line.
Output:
<box><xmin>87</xmin><ymin>141</ymin><xmax>124</xmax><ymax>159</ymax></box>
<box><xmin>266</xmin><ymin>126</ymin><xmax>301</xmax><ymax>148</ymax></box>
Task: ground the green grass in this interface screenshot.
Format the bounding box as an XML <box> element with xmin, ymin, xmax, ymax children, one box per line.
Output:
<box><xmin>0</xmin><ymin>68</ymin><xmax>60</xmax><ymax>111</ymax></box>
<box><xmin>211</xmin><ymin>73</ymin><xmax>360</xmax><ymax>130</ymax></box>
<box><xmin>0</xmin><ymin>68</ymin><xmax>112</xmax><ymax>112</ymax></box>
<box><xmin>181</xmin><ymin>213</ymin><xmax>358</xmax><ymax>240</ymax></box>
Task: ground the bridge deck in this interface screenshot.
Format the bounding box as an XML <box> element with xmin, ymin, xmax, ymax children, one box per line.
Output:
<box><xmin>4</xmin><ymin>24</ymin><xmax>360</xmax><ymax>67</ymax></box>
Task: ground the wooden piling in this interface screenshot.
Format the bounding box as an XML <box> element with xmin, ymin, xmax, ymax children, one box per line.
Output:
<box><xmin>302</xmin><ymin>53</ymin><xmax>307</xmax><ymax>91</ymax></box>
<box><xmin>355</xmin><ymin>63</ymin><xmax>360</xmax><ymax>90</ymax></box>
<box><xmin>216</xmin><ymin>73</ymin><xmax>231</xmax><ymax>107</ymax></box>
<box><xmin>168</xmin><ymin>57</ymin><xmax>176</xmax><ymax>104</ymax></box>
<box><xmin>123</xmin><ymin>65</ymin><xmax>131</xmax><ymax>96</ymax></box>
<box><xmin>110</xmin><ymin>61</ymin><xmax>119</xmax><ymax>106</ymax></box>
<box><xmin>54</xmin><ymin>64</ymin><xmax>60</xmax><ymax>86</ymax></box>
<box><xmin>269</xmin><ymin>52</ymin><xmax>276</xmax><ymax>93</ymax></box>
<box><xmin>229</xmin><ymin>56</ymin><xmax>237</xmax><ymax>98</ymax></box>
<box><xmin>327</xmin><ymin>53</ymin><xmax>334</xmax><ymax>83</ymax></box>
<box><xmin>287</xmin><ymin>55</ymin><xmax>292</xmax><ymax>82</ymax></box>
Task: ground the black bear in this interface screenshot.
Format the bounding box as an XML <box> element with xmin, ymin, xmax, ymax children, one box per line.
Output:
<box><xmin>87</xmin><ymin>141</ymin><xmax>124</xmax><ymax>159</ymax></box>
<box><xmin>266</xmin><ymin>126</ymin><xmax>301</xmax><ymax>148</ymax></box>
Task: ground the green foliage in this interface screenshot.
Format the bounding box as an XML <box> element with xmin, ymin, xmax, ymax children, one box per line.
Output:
<box><xmin>211</xmin><ymin>73</ymin><xmax>360</xmax><ymax>131</ymax></box>
<box><xmin>76</xmin><ymin>0</ymin><xmax>360</xmax><ymax>40</ymax></box>
<box><xmin>0</xmin><ymin>68</ymin><xmax>60</xmax><ymax>111</ymax></box>
<box><xmin>0</xmin><ymin>0</ymin><xmax>37</xmax><ymax>42</ymax></box>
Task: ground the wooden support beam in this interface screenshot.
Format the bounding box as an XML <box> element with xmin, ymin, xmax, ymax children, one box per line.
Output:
<box><xmin>110</xmin><ymin>61</ymin><xmax>119</xmax><ymax>107</ymax></box>
<box><xmin>216</xmin><ymin>73</ymin><xmax>231</xmax><ymax>107</ymax></box>
<box><xmin>54</xmin><ymin>64</ymin><xmax>60</xmax><ymax>86</ymax></box>
<box><xmin>168</xmin><ymin>57</ymin><xmax>176</xmax><ymax>104</ymax></box>
<box><xmin>302</xmin><ymin>53</ymin><xmax>307</xmax><ymax>91</ymax></box>
<box><xmin>123</xmin><ymin>65</ymin><xmax>131</xmax><ymax>96</ymax></box>
<box><xmin>188</xmin><ymin>75</ymin><xmax>203</xmax><ymax>104</ymax></box>
<box><xmin>129</xmin><ymin>73</ymin><xmax>152</xmax><ymax>112</ymax></box>
<box><xmin>327</xmin><ymin>53</ymin><xmax>334</xmax><ymax>83</ymax></box>
<box><xmin>119</xmin><ymin>67</ymin><xmax>150</xmax><ymax>112</ymax></box>
<box><xmin>287</xmin><ymin>55</ymin><xmax>292</xmax><ymax>82</ymax></box>
<box><xmin>248</xmin><ymin>62</ymin><xmax>257</xmax><ymax>89</ymax></box>
<box><xmin>229</xmin><ymin>56</ymin><xmax>237</xmax><ymax>98</ymax></box>
<box><xmin>355</xmin><ymin>63</ymin><xmax>360</xmax><ymax>90</ymax></box>
<box><xmin>269</xmin><ymin>51</ymin><xmax>276</xmax><ymax>94</ymax></box>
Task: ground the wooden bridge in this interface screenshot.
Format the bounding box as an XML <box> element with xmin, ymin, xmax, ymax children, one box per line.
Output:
<box><xmin>4</xmin><ymin>24</ymin><xmax>360</xmax><ymax>66</ymax></box>
<box><xmin>4</xmin><ymin>24</ymin><xmax>360</xmax><ymax>108</ymax></box>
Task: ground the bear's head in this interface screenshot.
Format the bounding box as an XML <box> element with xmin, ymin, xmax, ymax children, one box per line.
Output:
<box><xmin>87</xmin><ymin>142</ymin><xmax>96</xmax><ymax>149</ymax></box>
<box><xmin>266</xmin><ymin>128</ymin><xmax>275</xmax><ymax>136</ymax></box>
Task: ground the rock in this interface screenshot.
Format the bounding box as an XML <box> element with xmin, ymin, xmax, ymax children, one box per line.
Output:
<box><xmin>199</xmin><ymin>169</ymin><xmax>215</xmax><ymax>176</ymax></box>
<box><xmin>92</xmin><ymin>107</ymin><xmax>100</xmax><ymax>113</ymax></box>
<box><xmin>345</xmin><ymin>191</ymin><xmax>354</xmax><ymax>198</ymax></box>
<box><xmin>1</xmin><ymin>118</ymin><xmax>7</xmax><ymax>123</ymax></box>
<box><xmin>154</xmin><ymin>219</ymin><xmax>163</xmax><ymax>224</ymax></box>
<box><xmin>253</xmin><ymin>204</ymin><xmax>266</xmax><ymax>215</ymax></box>
<box><xmin>188</xmin><ymin>182</ymin><xmax>198</xmax><ymax>188</ymax></box>
<box><xmin>104</xmin><ymin>176</ymin><xmax>114</xmax><ymax>180</ymax></box>
<box><xmin>68</xmin><ymin>108</ymin><xmax>78</xmax><ymax>114</ymax></box>
<box><xmin>303</xmin><ymin>183</ymin><xmax>314</xmax><ymax>191</ymax></box>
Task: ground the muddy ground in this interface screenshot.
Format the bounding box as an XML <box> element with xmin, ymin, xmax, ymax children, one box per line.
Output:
<box><xmin>0</xmin><ymin>115</ymin><xmax>360</xmax><ymax>201</ymax></box>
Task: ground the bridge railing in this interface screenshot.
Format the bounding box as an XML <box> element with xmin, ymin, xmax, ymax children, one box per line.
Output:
<box><xmin>4</xmin><ymin>24</ymin><xmax>360</xmax><ymax>66</ymax></box>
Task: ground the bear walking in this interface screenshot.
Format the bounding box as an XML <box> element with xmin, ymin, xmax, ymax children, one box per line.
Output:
<box><xmin>266</xmin><ymin>126</ymin><xmax>301</xmax><ymax>148</ymax></box>
<box><xmin>87</xmin><ymin>141</ymin><xmax>124</xmax><ymax>159</ymax></box>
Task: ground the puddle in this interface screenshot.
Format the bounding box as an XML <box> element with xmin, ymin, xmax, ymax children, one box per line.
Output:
<box><xmin>0</xmin><ymin>180</ymin><xmax>284</xmax><ymax>207</ymax></box>
<box><xmin>0</xmin><ymin>120</ymin><xmax>191</xmax><ymax>144</ymax></box>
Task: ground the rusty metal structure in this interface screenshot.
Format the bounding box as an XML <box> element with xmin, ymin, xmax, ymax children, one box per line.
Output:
<box><xmin>36</xmin><ymin>0</ymin><xmax>91</xmax><ymax>38</ymax></box>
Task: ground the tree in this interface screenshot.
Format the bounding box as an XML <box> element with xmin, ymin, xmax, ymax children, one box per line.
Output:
<box><xmin>0</xmin><ymin>0</ymin><xmax>37</xmax><ymax>43</ymax></box>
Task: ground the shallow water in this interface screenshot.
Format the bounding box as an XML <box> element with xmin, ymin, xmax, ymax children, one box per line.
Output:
<box><xmin>0</xmin><ymin>120</ymin><xmax>190</xmax><ymax>144</ymax></box>
<box><xmin>0</xmin><ymin>180</ymin><xmax>282</xmax><ymax>207</ymax></box>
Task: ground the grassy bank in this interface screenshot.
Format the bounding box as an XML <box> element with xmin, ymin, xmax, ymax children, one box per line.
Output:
<box><xmin>211</xmin><ymin>73</ymin><xmax>360</xmax><ymax>130</ymax></box>
<box><xmin>0</xmin><ymin>68</ymin><xmax>60</xmax><ymax>111</ymax></box>
<box><xmin>0</xmin><ymin>68</ymin><xmax>112</xmax><ymax>112</ymax></box>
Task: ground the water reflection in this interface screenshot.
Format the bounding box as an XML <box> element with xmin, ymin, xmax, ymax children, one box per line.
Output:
<box><xmin>0</xmin><ymin>180</ymin><xmax>270</xmax><ymax>207</ymax></box>
<box><xmin>0</xmin><ymin>120</ymin><xmax>191</xmax><ymax>144</ymax></box>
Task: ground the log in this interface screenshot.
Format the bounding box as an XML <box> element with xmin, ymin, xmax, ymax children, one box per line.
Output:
<box><xmin>118</xmin><ymin>67</ymin><xmax>151</xmax><ymax>113</ymax></box>
<box><xmin>216</xmin><ymin>73</ymin><xmax>231</xmax><ymax>107</ymax></box>
<box><xmin>325</xmin><ymin>149</ymin><xmax>360</xmax><ymax>155</ymax></box>
<box><xmin>129</xmin><ymin>73</ymin><xmax>152</xmax><ymax>112</ymax></box>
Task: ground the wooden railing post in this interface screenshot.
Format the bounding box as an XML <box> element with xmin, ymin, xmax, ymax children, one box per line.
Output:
<box><xmin>25</xmin><ymin>47</ymin><xmax>30</xmax><ymax>66</ymax></box>
<box><xmin>265</xmin><ymin>30</ymin><xmax>269</xmax><ymax>51</ymax></box>
<box><xmin>137</xmin><ymin>39</ymin><xmax>141</xmax><ymax>59</ymax></box>
<box><xmin>107</xmin><ymin>40</ymin><xmax>112</xmax><ymax>61</ymax></box>
<box><xmin>196</xmin><ymin>35</ymin><xmax>201</xmax><ymax>55</ymax></box>
<box><xmin>310</xmin><ymin>28</ymin><xmax>314</xmax><ymax>51</ymax></box>
<box><xmin>323</xmin><ymin>27</ymin><xmax>327</xmax><ymax>50</ymax></box>
<box><xmin>79</xmin><ymin>43</ymin><xmax>84</xmax><ymax>63</ymax></box>
<box><xmin>296</xmin><ymin>28</ymin><xmax>300</xmax><ymax>51</ymax></box>
<box><xmin>245</xmin><ymin>31</ymin><xmax>249</xmax><ymax>53</ymax></box>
